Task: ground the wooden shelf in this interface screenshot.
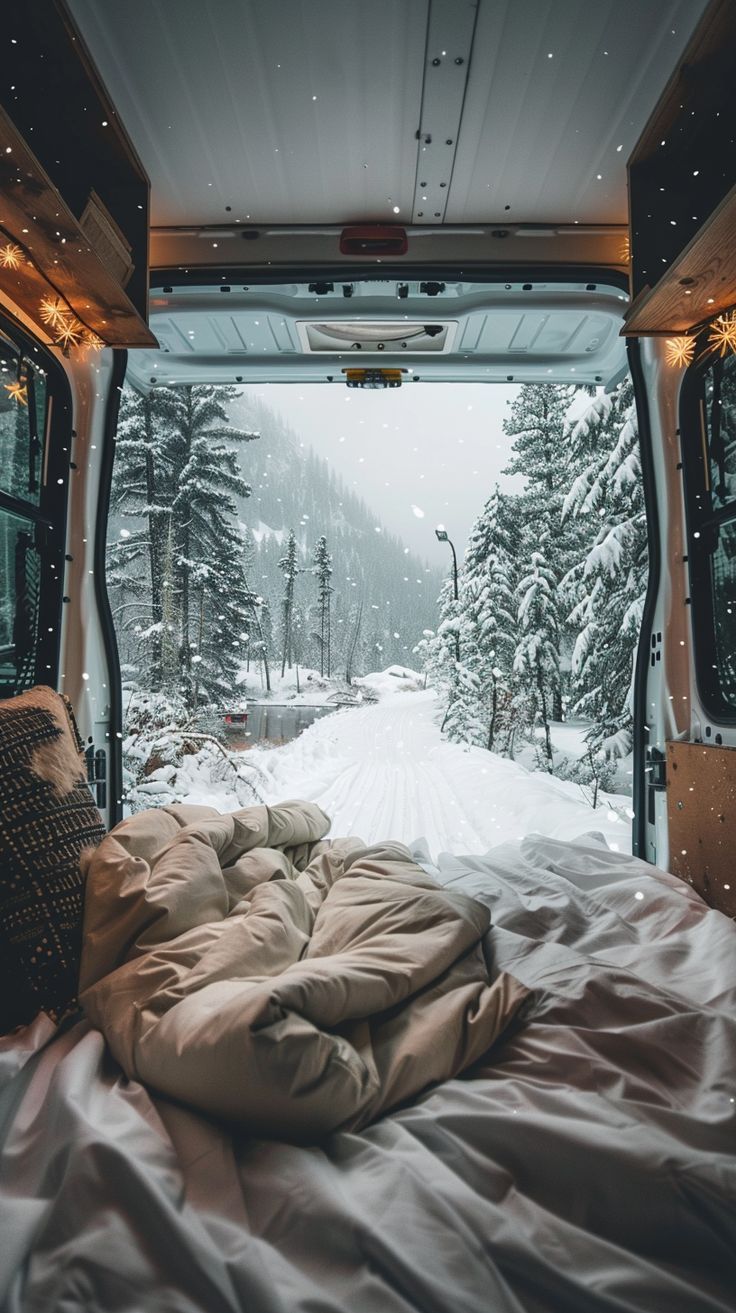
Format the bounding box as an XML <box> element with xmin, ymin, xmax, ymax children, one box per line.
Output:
<box><xmin>0</xmin><ymin>105</ymin><xmax>156</xmax><ymax>348</ymax></box>
<box><xmin>622</xmin><ymin>183</ymin><xmax>736</xmax><ymax>336</ymax></box>
<box><xmin>623</xmin><ymin>0</ymin><xmax>736</xmax><ymax>337</ymax></box>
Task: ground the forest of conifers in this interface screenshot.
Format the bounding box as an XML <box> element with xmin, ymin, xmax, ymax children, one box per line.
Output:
<box><xmin>108</xmin><ymin>379</ymin><xmax>645</xmax><ymax>780</ymax></box>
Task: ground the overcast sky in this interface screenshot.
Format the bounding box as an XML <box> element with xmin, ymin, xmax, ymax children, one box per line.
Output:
<box><xmin>241</xmin><ymin>383</ymin><xmax>525</xmax><ymax>566</ymax></box>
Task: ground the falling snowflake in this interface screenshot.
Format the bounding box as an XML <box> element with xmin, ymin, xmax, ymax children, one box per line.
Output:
<box><xmin>411</xmin><ymin>504</ymin><xmax>425</xmax><ymax>518</ymax></box>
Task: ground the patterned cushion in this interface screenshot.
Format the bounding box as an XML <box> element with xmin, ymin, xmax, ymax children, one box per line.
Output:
<box><xmin>0</xmin><ymin>686</ymin><xmax>106</xmax><ymax>1032</ymax></box>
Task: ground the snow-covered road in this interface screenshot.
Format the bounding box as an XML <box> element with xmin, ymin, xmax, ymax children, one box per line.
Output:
<box><xmin>247</xmin><ymin>689</ymin><xmax>632</xmax><ymax>855</ymax></box>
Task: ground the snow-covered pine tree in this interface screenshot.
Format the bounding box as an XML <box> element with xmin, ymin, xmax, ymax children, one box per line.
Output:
<box><xmin>312</xmin><ymin>534</ymin><xmax>333</xmax><ymax>677</ymax></box>
<box><xmin>109</xmin><ymin>384</ymin><xmax>259</xmax><ymax>707</ymax></box>
<box><xmin>421</xmin><ymin>575</ymin><xmax>463</xmax><ymax>728</ymax></box>
<box><xmin>513</xmin><ymin>538</ymin><xmax>560</xmax><ymax>767</ymax></box>
<box><xmin>445</xmin><ymin>488</ymin><xmax>521</xmax><ymax>750</ymax></box>
<box><xmin>187</xmin><ymin>521</ymin><xmax>255</xmax><ymax>706</ymax></box>
<box><xmin>503</xmin><ymin>385</ymin><xmax>573</xmax><ymax>725</ymax></box>
<box><xmin>278</xmin><ymin>530</ymin><xmax>302</xmax><ymax>676</ymax></box>
<box><xmin>107</xmin><ymin>386</ymin><xmax>180</xmax><ymax>688</ymax></box>
<box><xmin>166</xmin><ymin>385</ymin><xmax>259</xmax><ymax>704</ymax></box>
<box><xmin>562</xmin><ymin>379</ymin><xmax>647</xmax><ymax>756</ymax></box>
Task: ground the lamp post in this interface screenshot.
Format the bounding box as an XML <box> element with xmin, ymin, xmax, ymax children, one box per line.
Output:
<box><xmin>435</xmin><ymin>525</ymin><xmax>461</xmax><ymax>669</ymax></box>
<box><xmin>435</xmin><ymin>526</ymin><xmax>459</xmax><ymax>601</ymax></box>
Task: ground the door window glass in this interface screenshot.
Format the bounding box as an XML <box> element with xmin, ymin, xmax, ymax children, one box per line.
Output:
<box><xmin>683</xmin><ymin>351</ymin><xmax>736</xmax><ymax>718</ymax></box>
<box><xmin>0</xmin><ymin>505</ymin><xmax>43</xmax><ymax>695</ymax></box>
<box><xmin>0</xmin><ymin>317</ymin><xmax>67</xmax><ymax>697</ymax></box>
<box><xmin>0</xmin><ymin>332</ymin><xmax>47</xmax><ymax>506</ymax></box>
<box><xmin>709</xmin><ymin>519</ymin><xmax>736</xmax><ymax>706</ymax></box>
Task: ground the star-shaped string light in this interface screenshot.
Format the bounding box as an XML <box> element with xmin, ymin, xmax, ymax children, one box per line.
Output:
<box><xmin>39</xmin><ymin>295</ymin><xmax>71</xmax><ymax>330</ymax></box>
<box><xmin>54</xmin><ymin>315</ymin><xmax>84</xmax><ymax>350</ymax></box>
<box><xmin>665</xmin><ymin>336</ymin><xmax>696</xmax><ymax>368</ymax></box>
<box><xmin>708</xmin><ymin>312</ymin><xmax>736</xmax><ymax>358</ymax></box>
<box><xmin>4</xmin><ymin>378</ymin><xmax>28</xmax><ymax>405</ymax></box>
<box><xmin>0</xmin><ymin>241</ymin><xmax>23</xmax><ymax>269</ymax></box>
<box><xmin>82</xmin><ymin>328</ymin><xmax>105</xmax><ymax>351</ymax></box>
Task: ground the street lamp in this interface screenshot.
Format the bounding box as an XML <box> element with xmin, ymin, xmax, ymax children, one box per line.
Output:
<box><xmin>435</xmin><ymin>526</ymin><xmax>459</xmax><ymax>601</ymax></box>
<box><xmin>434</xmin><ymin>526</ymin><xmax>462</xmax><ymax>732</ymax></box>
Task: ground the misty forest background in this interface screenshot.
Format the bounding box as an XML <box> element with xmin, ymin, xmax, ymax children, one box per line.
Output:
<box><xmin>108</xmin><ymin>379</ymin><xmax>645</xmax><ymax>790</ymax></box>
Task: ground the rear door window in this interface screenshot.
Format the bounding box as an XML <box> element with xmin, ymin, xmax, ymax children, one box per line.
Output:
<box><xmin>0</xmin><ymin>320</ymin><xmax>68</xmax><ymax>697</ymax></box>
<box><xmin>0</xmin><ymin>333</ymin><xmax>48</xmax><ymax>507</ymax></box>
<box><xmin>682</xmin><ymin>352</ymin><xmax>736</xmax><ymax>718</ymax></box>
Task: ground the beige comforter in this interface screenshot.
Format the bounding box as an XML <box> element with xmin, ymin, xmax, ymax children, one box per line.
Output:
<box><xmin>79</xmin><ymin>801</ymin><xmax>528</xmax><ymax>1140</ymax></box>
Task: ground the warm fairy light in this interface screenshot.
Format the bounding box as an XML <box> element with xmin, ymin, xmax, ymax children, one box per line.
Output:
<box><xmin>39</xmin><ymin>296</ymin><xmax>71</xmax><ymax>330</ymax></box>
<box><xmin>54</xmin><ymin>316</ymin><xmax>84</xmax><ymax>349</ymax></box>
<box><xmin>708</xmin><ymin>311</ymin><xmax>736</xmax><ymax>358</ymax></box>
<box><xmin>665</xmin><ymin>336</ymin><xmax>696</xmax><ymax>368</ymax></box>
<box><xmin>4</xmin><ymin>379</ymin><xmax>28</xmax><ymax>405</ymax></box>
<box><xmin>82</xmin><ymin>328</ymin><xmax>105</xmax><ymax>351</ymax></box>
<box><xmin>0</xmin><ymin>241</ymin><xmax>23</xmax><ymax>269</ymax></box>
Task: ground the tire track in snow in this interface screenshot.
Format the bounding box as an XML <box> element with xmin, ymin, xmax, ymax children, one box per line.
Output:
<box><xmin>245</xmin><ymin>690</ymin><xmax>631</xmax><ymax>855</ymax></box>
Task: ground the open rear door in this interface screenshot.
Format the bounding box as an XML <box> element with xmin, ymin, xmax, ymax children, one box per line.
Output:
<box><xmin>0</xmin><ymin>0</ymin><xmax>156</xmax><ymax>825</ymax></box>
<box><xmin>623</xmin><ymin>0</ymin><xmax>736</xmax><ymax>911</ymax></box>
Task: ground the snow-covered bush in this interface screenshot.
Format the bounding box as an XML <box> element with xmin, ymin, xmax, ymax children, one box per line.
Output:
<box><xmin>122</xmin><ymin>688</ymin><xmax>264</xmax><ymax>814</ymax></box>
<box><xmin>554</xmin><ymin>750</ymin><xmax>619</xmax><ymax>807</ymax></box>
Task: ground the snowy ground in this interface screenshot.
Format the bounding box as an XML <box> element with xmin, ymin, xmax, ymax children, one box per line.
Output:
<box><xmin>171</xmin><ymin>685</ymin><xmax>633</xmax><ymax>856</ymax></box>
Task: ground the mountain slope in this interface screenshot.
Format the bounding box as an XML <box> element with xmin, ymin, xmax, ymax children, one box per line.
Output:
<box><xmin>230</xmin><ymin>394</ymin><xmax>442</xmax><ymax>674</ymax></box>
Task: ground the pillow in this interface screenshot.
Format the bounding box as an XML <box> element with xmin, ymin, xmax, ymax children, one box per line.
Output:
<box><xmin>0</xmin><ymin>685</ymin><xmax>106</xmax><ymax>1032</ymax></box>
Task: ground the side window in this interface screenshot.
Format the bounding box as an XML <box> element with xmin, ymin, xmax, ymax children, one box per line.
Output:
<box><xmin>0</xmin><ymin>321</ymin><xmax>69</xmax><ymax>697</ymax></box>
<box><xmin>682</xmin><ymin>352</ymin><xmax>736</xmax><ymax>719</ymax></box>
<box><xmin>0</xmin><ymin>335</ymin><xmax>48</xmax><ymax>506</ymax></box>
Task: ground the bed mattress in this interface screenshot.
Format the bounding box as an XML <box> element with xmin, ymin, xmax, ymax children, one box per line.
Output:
<box><xmin>1</xmin><ymin>831</ymin><xmax>734</xmax><ymax>1312</ymax></box>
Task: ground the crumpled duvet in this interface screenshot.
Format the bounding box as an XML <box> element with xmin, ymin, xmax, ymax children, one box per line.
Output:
<box><xmin>79</xmin><ymin>801</ymin><xmax>528</xmax><ymax>1139</ymax></box>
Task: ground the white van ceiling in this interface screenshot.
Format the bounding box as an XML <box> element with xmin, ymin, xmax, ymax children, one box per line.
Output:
<box><xmin>69</xmin><ymin>0</ymin><xmax>707</xmax><ymax>231</ymax></box>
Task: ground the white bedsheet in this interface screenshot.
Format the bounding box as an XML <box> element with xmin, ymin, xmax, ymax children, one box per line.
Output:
<box><xmin>1</xmin><ymin>832</ymin><xmax>735</xmax><ymax>1313</ymax></box>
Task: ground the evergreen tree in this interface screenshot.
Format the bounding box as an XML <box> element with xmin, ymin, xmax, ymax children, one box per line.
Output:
<box><xmin>107</xmin><ymin>387</ymin><xmax>186</xmax><ymax>687</ymax></box>
<box><xmin>503</xmin><ymin>385</ymin><xmax>573</xmax><ymax>721</ymax></box>
<box><xmin>444</xmin><ymin>488</ymin><xmax>521</xmax><ymax>750</ymax></box>
<box><xmin>108</xmin><ymin>383</ymin><xmax>259</xmax><ymax>706</ymax></box>
<box><xmin>167</xmin><ymin>385</ymin><xmax>258</xmax><ymax>700</ymax></box>
<box><xmin>562</xmin><ymin>380</ymin><xmax>647</xmax><ymax>755</ymax></box>
<box><xmin>278</xmin><ymin>530</ymin><xmax>302</xmax><ymax>676</ymax></box>
<box><xmin>513</xmin><ymin>540</ymin><xmax>560</xmax><ymax>767</ymax></box>
<box><xmin>422</xmin><ymin>576</ymin><xmax>463</xmax><ymax>728</ymax></box>
<box><xmin>312</xmin><ymin>534</ymin><xmax>333</xmax><ymax>677</ymax></box>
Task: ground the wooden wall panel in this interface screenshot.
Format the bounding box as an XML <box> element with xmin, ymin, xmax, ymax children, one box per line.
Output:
<box><xmin>667</xmin><ymin>741</ymin><xmax>736</xmax><ymax>917</ymax></box>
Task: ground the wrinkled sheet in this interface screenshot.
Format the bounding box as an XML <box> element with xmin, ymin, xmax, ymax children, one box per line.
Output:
<box><xmin>1</xmin><ymin>830</ymin><xmax>735</xmax><ymax>1313</ymax></box>
<box><xmin>78</xmin><ymin>802</ymin><xmax>526</xmax><ymax>1138</ymax></box>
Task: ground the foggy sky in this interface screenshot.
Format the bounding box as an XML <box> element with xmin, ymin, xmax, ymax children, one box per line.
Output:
<box><xmin>240</xmin><ymin>383</ymin><xmax>525</xmax><ymax>567</ymax></box>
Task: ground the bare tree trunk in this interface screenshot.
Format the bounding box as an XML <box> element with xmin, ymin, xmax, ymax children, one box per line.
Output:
<box><xmin>345</xmin><ymin>599</ymin><xmax>363</xmax><ymax>684</ymax></box>
<box><xmin>281</xmin><ymin>587</ymin><xmax>292</xmax><ymax>677</ymax></box>
<box><xmin>326</xmin><ymin>596</ymin><xmax>331</xmax><ymax>678</ymax></box>
<box><xmin>537</xmin><ymin>669</ymin><xmax>553</xmax><ymax>769</ymax></box>
<box><xmin>487</xmin><ymin>678</ymin><xmax>498</xmax><ymax>752</ymax></box>
<box><xmin>192</xmin><ymin>587</ymin><xmax>205</xmax><ymax>707</ymax></box>
<box><xmin>143</xmin><ymin>398</ymin><xmax>164</xmax><ymax>687</ymax></box>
